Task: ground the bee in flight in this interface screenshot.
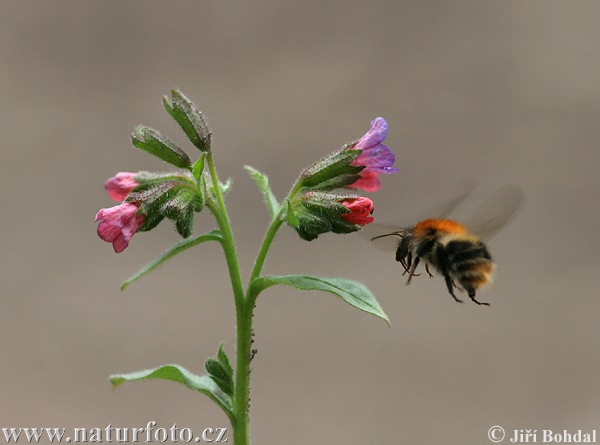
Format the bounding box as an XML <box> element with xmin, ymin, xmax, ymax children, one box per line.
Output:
<box><xmin>369</xmin><ymin>184</ymin><xmax>524</xmax><ymax>306</ymax></box>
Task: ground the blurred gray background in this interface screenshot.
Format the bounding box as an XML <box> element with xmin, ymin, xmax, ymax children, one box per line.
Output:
<box><xmin>1</xmin><ymin>1</ymin><xmax>599</xmax><ymax>443</ymax></box>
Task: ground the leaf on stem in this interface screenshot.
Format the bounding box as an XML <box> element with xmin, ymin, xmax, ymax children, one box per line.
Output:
<box><xmin>121</xmin><ymin>229</ymin><xmax>222</xmax><ymax>290</ymax></box>
<box><xmin>250</xmin><ymin>275</ymin><xmax>390</xmax><ymax>325</ymax></box>
<box><xmin>205</xmin><ymin>359</ymin><xmax>233</xmax><ymax>397</ymax></box>
<box><xmin>192</xmin><ymin>153</ymin><xmax>207</xmax><ymax>182</ymax></box>
<box><xmin>204</xmin><ymin>343</ymin><xmax>234</xmax><ymax>396</ymax></box>
<box><xmin>217</xmin><ymin>343</ymin><xmax>234</xmax><ymax>380</ymax></box>
<box><xmin>284</xmin><ymin>199</ymin><xmax>298</xmax><ymax>227</ymax></box>
<box><xmin>244</xmin><ymin>166</ymin><xmax>280</xmax><ymax>217</ymax></box>
<box><xmin>110</xmin><ymin>364</ymin><xmax>233</xmax><ymax>419</ymax></box>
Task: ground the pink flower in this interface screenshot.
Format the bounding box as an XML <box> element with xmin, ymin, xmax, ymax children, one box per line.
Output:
<box><xmin>105</xmin><ymin>172</ymin><xmax>139</xmax><ymax>202</ymax></box>
<box><xmin>95</xmin><ymin>202</ymin><xmax>145</xmax><ymax>253</ymax></box>
<box><xmin>348</xmin><ymin>117</ymin><xmax>398</xmax><ymax>192</ymax></box>
<box><xmin>341</xmin><ymin>197</ymin><xmax>374</xmax><ymax>225</ymax></box>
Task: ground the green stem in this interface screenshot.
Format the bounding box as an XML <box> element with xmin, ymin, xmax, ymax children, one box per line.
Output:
<box><xmin>206</xmin><ymin>154</ymin><xmax>288</xmax><ymax>445</ymax></box>
<box><xmin>233</xmin><ymin>215</ymin><xmax>285</xmax><ymax>444</ymax></box>
<box><xmin>205</xmin><ymin>153</ymin><xmax>249</xmax><ymax>444</ymax></box>
<box><xmin>206</xmin><ymin>153</ymin><xmax>245</xmax><ymax>307</ymax></box>
<box><xmin>249</xmin><ymin>216</ymin><xmax>284</xmax><ymax>283</ymax></box>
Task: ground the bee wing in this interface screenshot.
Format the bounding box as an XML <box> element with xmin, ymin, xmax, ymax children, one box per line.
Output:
<box><xmin>359</xmin><ymin>179</ymin><xmax>476</xmax><ymax>251</ymax></box>
<box><xmin>465</xmin><ymin>184</ymin><xmax>525</xmax><ymax>240</ymax></box>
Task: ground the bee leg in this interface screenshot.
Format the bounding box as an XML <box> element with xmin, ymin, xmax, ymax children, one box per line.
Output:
<box><xmin>400</xmin><ymin>253</ymin><xmax>411</xmax><ymax>275</ymax></box>
<box><xmin>468</xmin><ymin>291</ymin><xmax>490</xmax><ymax>306</ymax></box>
<box><xmin>434</xmin><ymin>244</ymin><xmax>463</xmax><ymax>303</ymax></box>
<box><xmin>425</xmin><ymin>263</ymin><xmax>434</xmax><ymax>278</ymax></box>
<box><xmin>443</xmin><ymin>273</ymin><xmax>464</xmax><ymax>303</ymax></box>
<box><xmin>406</xmin><ymin>256</ymin><xmax>420</xmax><ymax>285</ymax></box>
<box><xmin>401</xmin><ymin>256</ymin><xmax>420</xmax><ymax>277</ymax></box>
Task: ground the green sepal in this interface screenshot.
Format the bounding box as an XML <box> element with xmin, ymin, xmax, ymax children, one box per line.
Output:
<box><xmin>110</xmin><ymin>364</ymin><xmax>233</xmax><ymax>422</ymax></box>
<box><xmin>299</xmin><ymin>149</ymin><xmax>363</xmax><ymax>191</ymax></box>
<box><xmin>250</xmin><ymin>275</ymin><xmax>390</xmax><ymax>325</ymax></box>
<box><xmin>288</xmin><ymin>191</ymin><xmax>363</xmax><ymax>241</ymax></box>
<box><xmin>127</xmin><ymin>173</ymin><xmax>203</xmax><ymax>237</ymax></box>
<box><xmin>162</xmin><ymin>191</ymin><xmax>197</xmax><ymax>238</ymax></box>
<box><xmin>131</xmin><ymin>126</ymin><xmax>191</xmax><ymax>169</ymax></box>
<box><xmin>244</xmin><ymin>165</ymin><xmax>280</xmax><ymax>218</ymax></box>
<box><xmin>121</xmin><ymin>229</ymin><xmax>222</xmax><ymax>290</ymax></box>
<box><xmin>163</xmin><ymin>89</ymin><xmax>211</xmax><ymax>152</ymax></box>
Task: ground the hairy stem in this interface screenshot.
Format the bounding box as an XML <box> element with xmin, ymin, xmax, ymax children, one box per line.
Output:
<box><xmin>205</xmin><ymin>153</ymin><xmax>250</xmax><ymax>444</ymax></box>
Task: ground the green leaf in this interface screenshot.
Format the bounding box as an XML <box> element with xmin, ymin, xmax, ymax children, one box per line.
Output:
<box><xmin>121</xmin><ymin>230</ymin><xmax>222</xmax><ymax>290</ymax></box>
<box><xmin>284</xmin><ymin>199</ymin><xmax>299</xmax><ymax>228</ymax></box>
<box><xmin>244</xmin><ymin>165</ymin><xmax>280</xmax><ymax>217</ymax></box>
<box><xmin>110</xmin><ymin>364</ymin><xmax>233</xmax><ymax>420</ymax></box>
<box><xmin>131</xmin><ymin>126</ymin><xmax>191</xmax><ymax>169</ymax></box>
<box><xmin>192</xmin><ymin>153</ymin><xmax>207</xmax><ymax>182</ymax></box>
<box><xmin>163</xmin><ymin>90</ymin><xmax>211</xmax><ymax>152</ymax></box>
<box><xmin>251</xmin><ymin>275</ymin><xmax>390</xmax><ymax>325</ymax></box>
<box><xmin>205</xmin><ymin>358</ymin><xmax>233</xmax><ymax>397</ymax></box>
<box><xmin>217</xmin><ymin>343</ymin><xmax>233</xmax><ymax>381</ymax></box>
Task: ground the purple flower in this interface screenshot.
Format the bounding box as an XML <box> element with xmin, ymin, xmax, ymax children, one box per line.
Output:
<box><xmin>347</xmin><ymin>117</ymin><xmax>398</xmax><ymax>192</ymax></box>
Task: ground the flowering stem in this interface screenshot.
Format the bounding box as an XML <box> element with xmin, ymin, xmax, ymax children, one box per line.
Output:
<box><xmin>205</xmin><ymin>152</ymin><xmax>245</xmax><ymax>307</ymax></box>
<box><xmin>249</xmin><ymin>216</ymin><xmax>284</xmax><ymax>284</ymax></box>
<box><xmin>205</xmin><ymin>152</ymin><xmax>250</xmax><ymax>444</ymax></box>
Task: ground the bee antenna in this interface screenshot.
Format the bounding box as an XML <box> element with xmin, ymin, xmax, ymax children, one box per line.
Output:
<box><xmin>370</xmin><ymin>231</ymin><xmax>404</xmax><ymax>242</ymax></box>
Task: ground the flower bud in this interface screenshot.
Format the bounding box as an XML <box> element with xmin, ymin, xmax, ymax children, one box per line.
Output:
<box><xmin>288</xmin><ymin>191</ymin><xmax>374</xmax><ymax>241</ymax></box>
<box><xmin>105</xmin><ymin>172</ymin><xmax>139</xmax><ymax>202</ymax></box>
<box><xmin>95</xmin><ymin>202</ymin><xmax>145</xmax><ymax>253</ymax></box>
<box><xmin>340</xmin><ymin>197</ymin><xmax>374</xmax><ymax>225</ymax></box>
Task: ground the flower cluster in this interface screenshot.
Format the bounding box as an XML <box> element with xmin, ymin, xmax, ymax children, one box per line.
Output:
<box><xmin>286</xmin><ymin>117</ymin><xmax>397</xmax><ymax>240</ymax></box>
<box><xmin>95</xmin><ymin>90</ymin><xmax>213</xmax><ymax>253</ymax></box>
<box><xmin>95</xmin><ymin>90</ymin><xmax>399</xmax><ymax>251</ymax></box>
<box><xmin>96</xmin><ymin>173</ymin><xmax>144</xmax><ymax>253</ymax></box>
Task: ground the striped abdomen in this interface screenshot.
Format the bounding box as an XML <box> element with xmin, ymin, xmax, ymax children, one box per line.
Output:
<box><xmin>444</xmin><ymin>237</ymin><xmax>494</xmax><ymax>297</ymax></box>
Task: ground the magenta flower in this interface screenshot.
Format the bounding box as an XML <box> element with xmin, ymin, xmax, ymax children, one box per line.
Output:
<box><xmin>105</xmin><ymin>172</ymin><xmax>139</xmax><ymax>202</ymax></box>
<box><xmin>340</xmin><ymin>197</ymin><xmax>375</xmax><ymax>225</ymax></box>
<box><xmin>96</xmin><ymin>202</ymin><xmax>145</xmax><ymax>253</ymax></box>
<box><xmin>347</xmin><ymin>117</ymin><xmax>398</xmax><ymax>192</ymax></box>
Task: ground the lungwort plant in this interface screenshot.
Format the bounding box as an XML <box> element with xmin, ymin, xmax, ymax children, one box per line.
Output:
<box><xmin>95</xmin><ymin>90</ymin><xmax>398</xmax><ymax>444</ymax></box>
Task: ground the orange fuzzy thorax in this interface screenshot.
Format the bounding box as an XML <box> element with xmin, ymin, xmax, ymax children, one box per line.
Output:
<box><xmin>413</xmin><ymin>219</ymin><xmax>468</xmax><ymax>237</ymax></box>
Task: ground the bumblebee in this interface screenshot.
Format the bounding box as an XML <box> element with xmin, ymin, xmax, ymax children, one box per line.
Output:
<box><xmin>370</xmin><ymin>185</ymin><xmax>524</xmax><ymax>305</ymax></box>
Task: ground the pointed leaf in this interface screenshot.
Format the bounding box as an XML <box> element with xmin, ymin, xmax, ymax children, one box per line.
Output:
<box><xmin>110</xmin><ymin>364</ymin><xmax>233</xmax><ymax>420</ymax></box>
<box><xmin>251</xmin><ymin>275</ymin><xmax>389</xmax><ymax>325</ymax></box>
<box><xmin>163</xmin><ymin>90</ymin><xmax>211</xmax><ymax>152</ymax></box>
<box><xmin>131</xmin><ymin>126</ymin><xmax>191</xmax><ymax>169</ymax></box>
<box><xmin>284</xmin><ymin>199</ymin><xmax>299</xmax><ymax>227</ymax></box>
<box><xmin>205</xmin><ymin>358</ymin><xmax>233</xmax><ymax>397</ymax></box>
<box><xmin>121</xmin><ymin>230</ymin><xmax>222</xmax><ymax>290</ymax></box>
<box><xmin>192</xmin><ymin>153</ymin><xmax>207</xmax><ymax>182</ymax></box>
<box><xmin>244</xmin><ymin>166</ymin><xmax>280</xmax><ymax>217</ymax></box>
<box><xmin>217</xmin><ymin>343</ymin><xmax>233</xmax><ymax>381</ymax></box>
